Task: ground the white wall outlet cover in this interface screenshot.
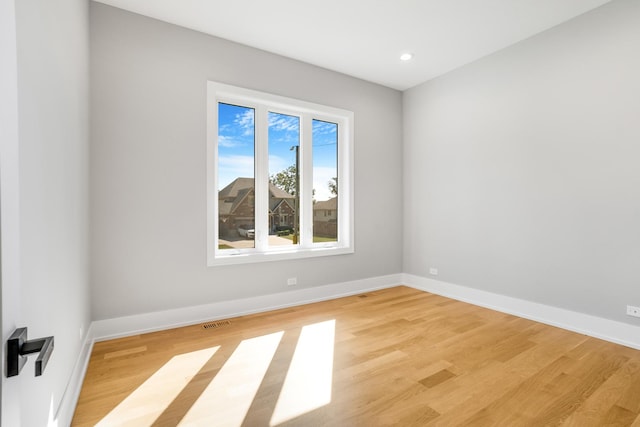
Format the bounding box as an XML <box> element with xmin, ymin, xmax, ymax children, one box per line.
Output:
<box><xmin>626</xmin><ymin>305</ymin><xmax>640</xmax><ymax>318</ymax></box>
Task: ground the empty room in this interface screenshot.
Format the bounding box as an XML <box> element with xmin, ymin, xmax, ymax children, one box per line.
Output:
<box><xmin>2</xmin><ymin>0</ymin><xmax>640</xmax><ymax>425</ymax></box>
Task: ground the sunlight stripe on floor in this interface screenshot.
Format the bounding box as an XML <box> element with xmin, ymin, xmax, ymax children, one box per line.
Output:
<box><xmin>96</xmin><ymin>346</ymin><xmax>218</xmax><ymax>427</ymax></box>
<box><xmin>270</xmin><ymin>320</ymin><xmax>335</xmax><ymax>425</ymax></box>
<box><xmin>178</xmin><ymin>331</ymin><xmax>284</xmax><ymax>426</ymax></box>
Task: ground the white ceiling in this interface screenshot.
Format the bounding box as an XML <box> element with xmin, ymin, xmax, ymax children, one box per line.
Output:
<box><xmin>93</xmin><ymin>0</ymin><xmax>612</xmax><ymax>91</ymax></box>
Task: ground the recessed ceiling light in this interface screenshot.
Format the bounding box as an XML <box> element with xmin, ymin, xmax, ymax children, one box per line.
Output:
<box><xmin>400</xmin><ymin>53</ymin><xmax>414</xmax><ymax>61</ymax></box>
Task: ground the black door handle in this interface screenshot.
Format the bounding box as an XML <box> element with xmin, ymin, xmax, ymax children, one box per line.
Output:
<box><xmin>7</xmin><ymin>328</ymin><xmax>54</xmax><ymax>377</ymax></box>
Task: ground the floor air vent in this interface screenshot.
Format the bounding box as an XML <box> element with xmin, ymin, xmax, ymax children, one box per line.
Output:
<box><xmin>202</xmin><ymin>320</ymin><xmax>231</xmax><ymax>329</ymax></box>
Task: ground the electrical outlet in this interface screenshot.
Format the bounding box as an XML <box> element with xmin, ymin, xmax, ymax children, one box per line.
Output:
<box><xmin>627</xmin><ymin>305</ymin><xmax>640</xmax><ymax>318</ymax></box>
<box><xmin>287</xmin><ymin>277</ymin><xmax>297</xmax><ymax>286</ymax></box>
<box><xmin>429</xmin><ymin>268</ymin><xmax>438</xmax><ymax>276</ymax></box>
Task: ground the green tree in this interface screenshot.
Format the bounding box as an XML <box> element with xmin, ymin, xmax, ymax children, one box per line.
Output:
<box><xmin>270</xmin><ymin>165</ymin><xmax>297</xmax><ymax>195</ymax></box>
<box><xmin>329</xmin><ymin>177</ymin><xmax>338</xmax><ymax>196</ymax></box>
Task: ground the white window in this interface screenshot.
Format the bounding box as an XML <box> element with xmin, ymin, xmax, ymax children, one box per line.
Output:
<box><xmin>207</xmin><ymin>82</ymin><xmax>354</xmax><ymax>265</ymax></box>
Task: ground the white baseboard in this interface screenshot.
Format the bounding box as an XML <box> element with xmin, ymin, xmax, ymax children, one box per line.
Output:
<box><xmin>54</xmin><ymin>324</ymin><xmax>95</xmax><ymax>426</ymax></box>
<box><xmin>90</xmin><ymin>273</ymin><xmax>402</xmax><ymax>341</ymax></box>
<box><xmin>402</xmin><ymin>273</ymin><xmax>640</xmax><ymax>350</ymax></box>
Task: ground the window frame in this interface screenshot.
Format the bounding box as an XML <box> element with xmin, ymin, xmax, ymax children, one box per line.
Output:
<box><xmin>207</xmin><ymin>81</ymin><xmax>354</xmax><ymax>266</ymax></box>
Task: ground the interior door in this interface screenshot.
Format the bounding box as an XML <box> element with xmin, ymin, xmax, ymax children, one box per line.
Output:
<box><xmin>1</xmin><ymin>0</ymin><xmax>23</xmax><ymax>424</ymax></box>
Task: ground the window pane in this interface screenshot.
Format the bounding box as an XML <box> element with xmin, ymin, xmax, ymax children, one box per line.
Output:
<box><xmin>312</xmin><ymin>119</ymin><xmax>338</xmax><ymax>243</ymax></box>
<box><xmin>217</xmin><ymin>103</ymin><xmax>255</xmax><ymax>249</ymax></box>
<box><xmin>208</xmin><ymin>81</ymin><xmax>353</xmax><ymax>265</ymax></box>
<box><xmin>268</xmin><ymin>112</ymin><xmax>300</xmax><ymax>246</ymax></box>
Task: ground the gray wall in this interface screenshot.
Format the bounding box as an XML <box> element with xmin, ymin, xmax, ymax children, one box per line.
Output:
<box><xmin>404</xmin><ymin>0</ymin><xmax>640</xmax><ymax>325</ymax></box>
<box><xmin>14</xmin><ymin>0</ymin><xmax>91</xmax><ymax>425</ymax></box>
<box><xmin>90</xmin><ymin>3</ymin><xmax>403</xmax><ymax>320</ymax></box>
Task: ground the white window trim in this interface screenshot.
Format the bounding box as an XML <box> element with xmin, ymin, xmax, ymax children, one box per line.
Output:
<box><xmin>207</xmin><ymin>81</ymin><xmax>354</xmax><ymax>266</ymax></box>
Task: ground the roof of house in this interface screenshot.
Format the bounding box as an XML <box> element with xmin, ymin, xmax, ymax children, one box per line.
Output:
<box><xmin>219</xmin><ymin>177</ymin><xmax>294</xmax><ymax>200</ymax></box>
<box><xmin>269</xmin><ymin>183</ymin><xmax>295</xmax><ymax>199</ymax></box>
<box><xmin>314</xmin><ymin>197</ymin><xmax>337</xmax><ymax>210</ymax></box>
<box><xmin>218</xmin><ymin>177</ymin><xmax>253</xmax><ymax>199</ymax></box>
<box><xmin>219</xmin><ymin>177</ymin><xmax>296</xmax><ymax>216</ymax></box>
<box><xmin>270</xmin><ymin>198</ymin><xmax>294</xmax><ymax>212</ymax></box>
<box><xmin>219</xmin><ymin>187</ymin><xmax>252</xmax><ymax>216</ymax></box>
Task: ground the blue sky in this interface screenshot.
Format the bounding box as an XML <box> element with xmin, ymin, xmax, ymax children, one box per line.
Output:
<box><xmin>218</xmin><ymin>103</ymin><xmax>338</xmax><ymax>201</ymax></box>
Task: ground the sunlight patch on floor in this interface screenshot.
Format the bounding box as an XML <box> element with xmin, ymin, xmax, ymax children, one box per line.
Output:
<box><xmin>96</xmin><ymin>346</ymin><xmax>219</xmax><ymax>426</ymax></box>
<box><xmin>178</xmin><ymin>331</ymin><xmax>284</xmax><ymax>426</ymax></box>
<box><xmin>270</xmin><ymin>319</ymin><xmax>336</xmax><ymax>426</ymax></box>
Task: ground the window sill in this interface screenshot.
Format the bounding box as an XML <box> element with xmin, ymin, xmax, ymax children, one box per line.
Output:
<box><xmin>208</xmin><ymin>245</ymin><xmax>354</xmax><ymax>266</ymax></box>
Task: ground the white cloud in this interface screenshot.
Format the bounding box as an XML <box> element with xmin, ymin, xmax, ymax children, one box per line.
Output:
<box><xmin>312</xmin><ymin>120</ymin><xmax>337</xmax><ymax>136</ymax></box>
<box><xmin>268</xmin><ymin>155</ymin><xmax>293</xmax><ymax>176</ymax></box>
<box><xmin>312</xmin><ymin>166</ymin><xmax>337</xmax><ymax>202</ymax></box>
<box><xmin>235</xmin><ymin>109</ymin><xmax>255</xmax><ymax>136</ymax></box>
<box><xmin>218</xmin><ymin>135</ymin><xmax>243</xmax><ymax>148</ymax></box>
<box><xmin>269</xmin><ymin>113</ymin><xmax>299</xmax><ymax>132</ymax></box>
<box><xmin>218</xmin><ymin>155</ymin><xmax>254</xmax><ymax>189</ymax></box>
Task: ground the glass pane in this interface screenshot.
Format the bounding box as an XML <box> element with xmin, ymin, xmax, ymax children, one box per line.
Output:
<box><xmin>312</xmin><ymin>119</ymin><xmax>338</xmax><ymax>243</ymax></box>
<box><xmin>268</xmin><ymin>112</ymin><xmax>300</xmax><ymax>247</ymax></box>
<box><xmin>217</xmin><ymin>103</ymin><xmax>255</xmax><ymax>250</ymax></box>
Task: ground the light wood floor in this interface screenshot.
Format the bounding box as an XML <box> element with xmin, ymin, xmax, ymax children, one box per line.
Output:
<box><xmin>73</xmin><ymin>286</ymin><xmax>640</xmax><ymax>426</ymax></box>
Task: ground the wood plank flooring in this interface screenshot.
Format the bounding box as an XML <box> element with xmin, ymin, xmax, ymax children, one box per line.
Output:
<box><xmin>72</xmin><ymin>286</ymin><xmax>640</xmax><ymax>426</ymax></box>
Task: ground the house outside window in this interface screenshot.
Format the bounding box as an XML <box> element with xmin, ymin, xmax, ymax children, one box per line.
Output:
<box><xmin>207</xmin><ymin>82</ymin><xmax>353</xmax><ymax>265</ymax></box>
